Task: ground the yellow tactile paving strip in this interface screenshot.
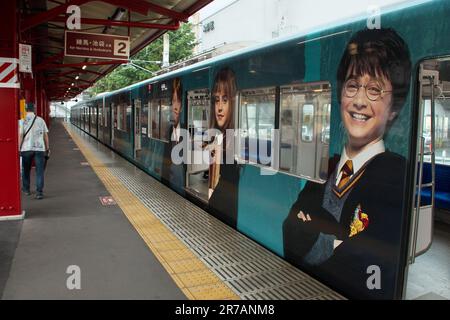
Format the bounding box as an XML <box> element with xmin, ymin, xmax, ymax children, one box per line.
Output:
<box><xmin>64</xmin><ymin>123</ymin><xmax>239</xmax><ymax>300</ymax></box>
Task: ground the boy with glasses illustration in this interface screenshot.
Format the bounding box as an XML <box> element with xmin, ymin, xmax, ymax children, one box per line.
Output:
<box><xmin>283</xmin><ymin>28</ymin><xmax>412</xmax><ymax>299</ymax></box>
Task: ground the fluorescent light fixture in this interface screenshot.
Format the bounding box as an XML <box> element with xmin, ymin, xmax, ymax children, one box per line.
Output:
<box><xmin>71</xmin><ymin>83</ymin><xmax>75</xmax><ymax>86</ymax></box>
<box><xmin>82</xmin><ymin>65</ymin><xmax>87</xmax><ymax>70</ymax></box>
<box><xmin>75</xmin><ymin>76</ymin><xmax>79</xmax><ymax>80</ymax></box>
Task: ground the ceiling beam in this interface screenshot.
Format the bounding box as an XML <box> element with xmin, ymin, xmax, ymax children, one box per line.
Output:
<box><xmin>37</xmin><ymin>60</ymin><xmax>127</xmax><ymax>71</ymax></box>
<box><xmin>61</xmin><ymin>75</ymin><xmax>93</xmax><ymax>84</ymax></box>
<box><xmin>49</xmin><ymin>16</ymin><xmax>180</xmax><ymax>30</ymax></box>
<box><xmin>70</xmin><ymin>67</ymin><xmax>103</xmax><ymax>76</ymax></box>
<box><xmin>105</xmin><ymin>0</ymin><xmax>189</xmax><ymax>21</ymax></box>
<box><xmin>21</xmin><ymin>0</ymin><xmax>188</xmax><ymax>32</ymax></box>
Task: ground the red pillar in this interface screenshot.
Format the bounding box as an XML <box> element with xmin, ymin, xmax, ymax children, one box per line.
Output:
<box><xmin>0</xmin><ymin>0</ymin><xmax>22</xmax><ymax>219</ymax></box>
<box><xmin>36</xmin><ymin>73</ymin><xmax>42</xmax><ymax>117</ymax></box>
<box><xmin>22</xmin><ymin>74</ymin><xmax>36</xmax><ymax>105</ymax></box>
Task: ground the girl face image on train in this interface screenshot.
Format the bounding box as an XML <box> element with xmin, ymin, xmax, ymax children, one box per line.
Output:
<box><xmin>340</xmin><ymin>72</ymin><xmax>397</xmax><ymax>152</ymax></box>
<box><xmin>172</xmin><ymin>89</ymin><xmax>181</xmax><ymax>127</ymax></box>
<box><xmin>214</xmin><ymin>82</ymin><xmax>232</xmax><ymax>130</ymax></box>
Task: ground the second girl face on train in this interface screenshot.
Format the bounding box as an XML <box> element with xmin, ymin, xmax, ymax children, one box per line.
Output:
<box><xmin>341</xmin><ymin>73</ymin><xmax>397</xmax><ymax>152</ymax></box>
<box><xmin>172</xmin><ymin>90</ymin><xmax>181</xmax><ymax>127</ymax></box>
<box><xmin>214</xmin><ymin>83</ymin><xmax>231</xmax><ymax>130</ymax></box>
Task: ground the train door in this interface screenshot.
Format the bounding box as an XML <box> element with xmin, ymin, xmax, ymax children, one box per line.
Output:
<box><xmin>111</xmin><ymin>103</ymin><xmax>115</xmax><ymax>147</ymax></box>
<box><xmin>296</xmin><ymin>101</ymin><xmax>316</xmax><ymax>178</ymax></box>
<box><xmin>91</xmin><ymin>105</ymin><xmax>95</xmax><ymax>135</ymax></box>
<box><xmin>95</xmin><ymin>104</ymin><xmax>99</xmax><ymax>138</ymax></box>
<box><xmin>88</xmin><ymin>106</ymin><xmax>91</xmax><ymax>133</ymax></box>
<box><xmin>315</xmin><ymin>97</ymin><xmax>331</xmax><ymax>181</ymax></box>
<box><xmin>100</xmin><ymin>101</ymin><xmax>105</xmax><ymax>142</ymax></box>
<box><xmin>404</xmin><ymin>58</ymin><xmax>450</xmax><ymax>300</ymax></box>
<box><xmin>97</xmin><ymin>102</ymin><xmax>102</xmax><ymax>141</ymax></box>
<box><xmin>134</xmin><ymin>99</ymin><xmax>142</xmax><ymax>159</ymax></box>
<box><xmin>185</xmin><ymin>89</ymin><xmax>210</xmax><ymax>202</ymax></box>
<box><xmin>105</xmin><ymin>100</ymin><xmax>111</xmax><ymax>146</ymax></box>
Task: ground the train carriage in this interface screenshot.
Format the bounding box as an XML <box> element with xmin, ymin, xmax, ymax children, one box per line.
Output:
<box><xmin>71</xmin><ymin>0</ymin><xmax>450</xmax><ymax>299</ymax></box>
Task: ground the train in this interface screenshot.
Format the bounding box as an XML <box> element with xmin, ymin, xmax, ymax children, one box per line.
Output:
<box><xmin>71</xmin><ymin>0</ymin><xmax>450</xmax><ymax>299</ymax></box>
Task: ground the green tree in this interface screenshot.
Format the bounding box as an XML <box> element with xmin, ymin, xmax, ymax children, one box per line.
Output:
<box><xmin>89</xmin><ymin>22</ymin><xmax>196</xmax><ymax>95</ymax></box>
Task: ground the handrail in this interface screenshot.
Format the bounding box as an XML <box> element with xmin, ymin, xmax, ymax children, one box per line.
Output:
<box><xmin>411</xmin><ymin>136</ymin><xmax>425</xmax><ymax>263</ymax></box>
<box><xmin>410</xmin><ymin>75</ymin><xmax>436</xmax><ymax>264</ymax></box>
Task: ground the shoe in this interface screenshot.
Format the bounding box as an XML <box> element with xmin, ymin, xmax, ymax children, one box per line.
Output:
<box><xmin>22</xmin><ymin>189</ymin><xmax>31</xmax><ymax>196</ymax></box>
<box><xmin>35</xmin><ymin>193</ymin><xmax>44</xmax><ymax>200</ymax></box>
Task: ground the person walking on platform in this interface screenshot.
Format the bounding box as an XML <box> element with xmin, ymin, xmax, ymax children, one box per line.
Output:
<box><xmin>19</xmin><ymin>102</ymin><xmax>50</xmax><ymax>200</ymax></box>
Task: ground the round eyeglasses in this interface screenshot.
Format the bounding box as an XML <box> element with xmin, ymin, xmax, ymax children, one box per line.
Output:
<box><xmin>344</xmin><ymin>79</ymin><xmax>392</xmax><ymax>101</ymax></box>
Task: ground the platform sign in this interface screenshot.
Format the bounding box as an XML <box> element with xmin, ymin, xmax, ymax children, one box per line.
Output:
<box><xmin>19</xmin><ymin>44</ymin><xmax>32</xmax><ymax>73</ymax></box>
<box><xmin>65</xmin><ymin>31</ymin><xmax>130</xmax><ymax>60</ymax></box>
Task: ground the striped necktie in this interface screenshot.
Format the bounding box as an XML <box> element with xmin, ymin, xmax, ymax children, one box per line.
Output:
<box><xmin>337</xmin><ymin>160</ymin><xmax>353</xmax><ymax>189</ymax></box>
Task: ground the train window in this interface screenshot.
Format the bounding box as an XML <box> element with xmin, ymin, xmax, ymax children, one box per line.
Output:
<box><xmin>121</xmin><ymin>105</ymin><xmax>125</xmax><ymax>131</ymax></box>
<box><xmin>104</xmin><ymin>103</ymin><xmax>108</xmax><ymax>128</ymax></box>
<box><xmin>126</xmin><ymin>104</ymin><xmax>131</xmax><ymax>132</ymax></box>
<box><xmin>122</xmin><ymin>104</ymin><xmax>127</xmax><ymax>131</ymax></box>
<box><xmin>301</xmin><ymin>104</ymin><xmax>314</xmax><ymax>142</ymax></box>
<box><xmin>149</xmin><ymin>99</ymin><xmax>160</xmax><ymax>139</ymax></box>
<box><xmin>98</xmin><ymin>103</ymin><xmax>103</xmax><ymax>128</ymax></box>
<box><xmin>279</xmin><ymin>82</ymin><xmax>331</xmax><ymax>182</ymax></box>
<box><xmin>147</xmin><ymin>98</ymin><xmax>170</xmax><ymax>142</ymax></box>
<box><xmin>91</xmin><ymin>106</ymin><xmax>95</xmax><ymax>124</ymax></box>
<box><xmin>117</xmin><ymin>103</ymin><xmax>128</xmax><ymax>132</ymax></box>
<box><xmin>320</xmin><ymin>103</ymin><xmax>331</xmax><ymax>144</ymax></box>
<box><xmin>238</xmin><ymin>87</ymin><xmax>276</xmax><ymax>166</ymax></box>
<box><xmin>160</xmin><ymin>98</ymin><xmax>171</xmax><ymax>142</ymax></box>
<box><xmin>102</xmin><ymin>102</ymin><xmax>106</xmax><ymax>127</ymax></box>
<box><xmin>113</xmin><ymin>103</ymin><xmax>117</xmax><ymax>129</ymax></box>
<box><xmin>117</xmin><ymin>104</ymin><xmax>122</xmax><ymax>130</ymax></box>
<box><xmin>420</xmin><ymin>59</ymin><xmax>450</xmax><ymax>166</ymax></box>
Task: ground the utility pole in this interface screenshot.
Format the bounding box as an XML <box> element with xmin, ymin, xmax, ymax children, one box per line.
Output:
<box><xmin>162</xmin><ymin>33</ymin><xmax>170</xmax><ymax>68</ymax></box>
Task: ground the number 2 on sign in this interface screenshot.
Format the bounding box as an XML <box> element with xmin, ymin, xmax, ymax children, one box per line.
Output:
<box><xmin>113</xmin><ymin>40</ymin><xmax>129</xmax><ymax>57</ymax></box>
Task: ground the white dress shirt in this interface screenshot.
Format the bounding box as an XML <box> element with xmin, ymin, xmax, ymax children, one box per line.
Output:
<box><xmin>171</xmin><ymin>123</ymin><xmax>181</xmax><ymax>143</ymax></box>
<box><xmin>335</xmin><ymin>140</ymin><xmax>386</xmax><ymax>186</ymax></box>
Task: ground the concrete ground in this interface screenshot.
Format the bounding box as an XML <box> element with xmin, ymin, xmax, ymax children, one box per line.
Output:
<box><xmin>0</xmin><ymin>119</ymin><xmax>186</xmax><ymax>299</ymax></box>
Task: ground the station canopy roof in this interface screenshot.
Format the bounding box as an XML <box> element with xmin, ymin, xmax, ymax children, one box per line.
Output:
<box><xmin>21</xmin><ymin>0</ymin><xmax>212</xmax><ymax>101</ymax></box>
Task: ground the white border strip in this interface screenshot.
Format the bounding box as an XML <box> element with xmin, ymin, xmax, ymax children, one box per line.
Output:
<box><xmin>297</xmin><ymin>30</ymin><xmax>352</xmax><ymax>45</ymax></box>
<box><xmin>0</xmin><ymin>82</ymin><xmax>20</xmax><ymax>88</ymax></box>
<box><xmin>0</xmin><ymin>210</ymin><xmax>26</xmax><ymax>221</ymax></box>
<box><xmin>0</xmin><ymin>57</ymin><xmax>19</xmax><ymax>64</ymax></box>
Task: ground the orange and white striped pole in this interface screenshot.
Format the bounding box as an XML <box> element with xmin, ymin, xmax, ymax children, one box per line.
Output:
<box><xmin>0</xmin><ymin>58</ymin><xmax>20</xmax><ymax>89</ymax></box>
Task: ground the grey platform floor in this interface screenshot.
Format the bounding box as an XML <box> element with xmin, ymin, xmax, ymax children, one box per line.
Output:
<box><xmin>406</xmin><ymin>218</ymin><xmax>450</xmax><ymax>300</ymax></box>
<box><xmin>0</xmin><ymin>119</ymin><xmax>186</xmax><ymax>299</ymax></box>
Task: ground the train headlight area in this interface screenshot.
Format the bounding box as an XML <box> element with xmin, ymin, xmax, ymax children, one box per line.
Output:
<box><xmin>0</xmin><ymin>0</ymin><xmax>449</xmax><ymax>304</ymax></box>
